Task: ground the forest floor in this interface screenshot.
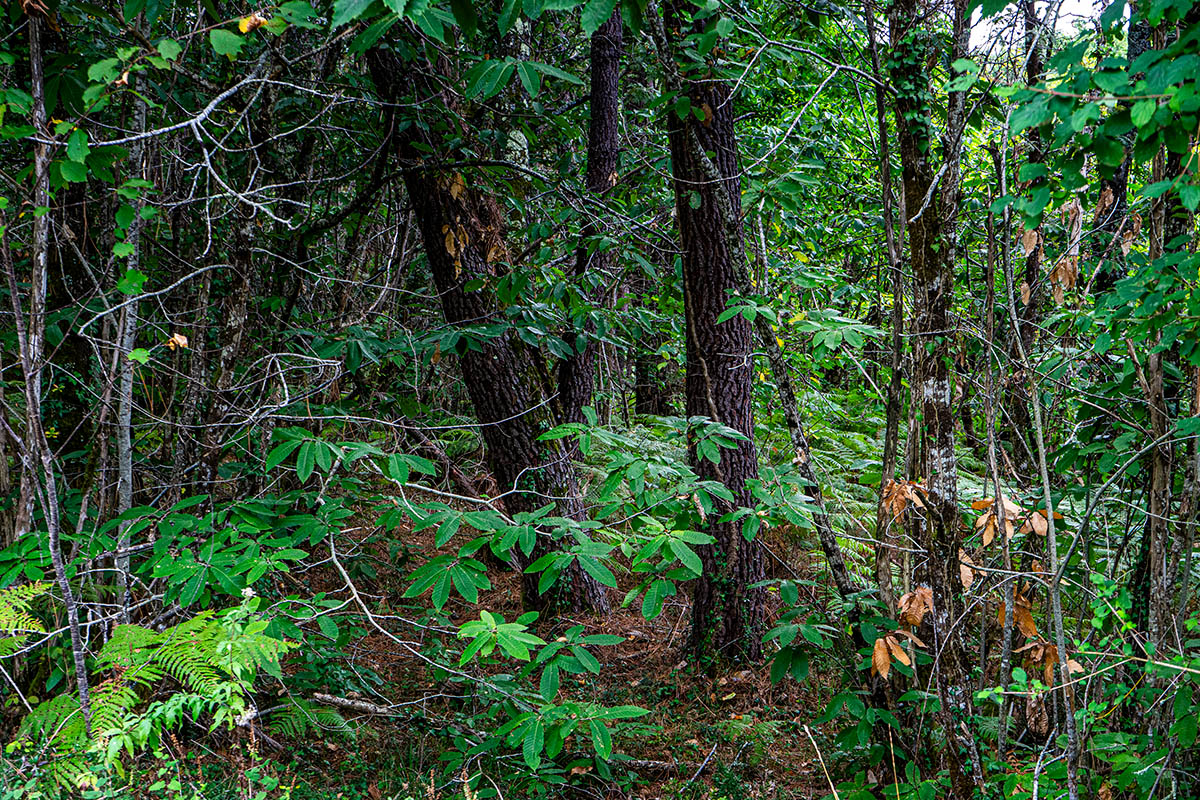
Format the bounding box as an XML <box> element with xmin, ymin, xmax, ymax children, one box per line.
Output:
<box><xmin>257</xmin><ymin>505</ymin><xmax>842</xmax><ymax>800</ymax></box>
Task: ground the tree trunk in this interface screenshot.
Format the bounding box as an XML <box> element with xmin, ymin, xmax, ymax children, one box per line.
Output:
<box><xmin>888</xmin><ymin>0</ymin><xmax>981</xmax><ymax>790</ymax></box>
<box><xmin>654</xmin><ymin>5</ymin><xmax>765</xmax><ymax>663</ymax></box>
<box><xmin>866</xmin><ymin>0</ymin><xmax>903</xmax><ymax>615</ymax></box>
<box><xmin>558</xmin><ymin>11</ymin><xmax>622</xmax><ymax>424</ymax></box>
<box><xmin>368</xmin><ymin>48</ymin><xmax>609</xmax><ymax>613</ymax></box>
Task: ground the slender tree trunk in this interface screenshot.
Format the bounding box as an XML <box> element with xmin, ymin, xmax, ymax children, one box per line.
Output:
<box><xmin>653</xmin><ymin>5</ymin><xmax>765</xmax><ymax>662</ymax></box>
<box><xmin>866</xmin><ymin>0</ymin><xmax>903</xmax><ymax>615</ymax></box>
<box><xmin>558</xmin><ymin>11</ymin><xmax>622</xmax><ymax>424</ymax></box>
<box><xmin>9</xmin><ymin>16</ymin><xmax>92</xmax><ymax>731</ymax></box>
<box><xmin>888</xmin><ymin>0</ymin><xmax>981</xmax><ymax>790</ymax></box>
<box><xmin>116</xmin><ymin>85</ymin><xmax>149</xmax><ymax>624</ymax></box>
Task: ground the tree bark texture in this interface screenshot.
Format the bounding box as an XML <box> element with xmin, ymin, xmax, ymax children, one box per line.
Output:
<box><xmin>557</xmin><ymin>11</ymin><xmax>622</xmax><ymax>425</ymax></box>
<box><xmin>888</xmin><ymin>0</ymin><xmax>981</xmax><ymax>790</ymax></box>
<box><xmin>369</xmin><ymin>48</ymin><xmax>609</xmax><ymax>613</ymax></box>
<box><xmin>658</xmin><ymin>3</ymin><xmax>765</xmax><ymax>662</ymax></box>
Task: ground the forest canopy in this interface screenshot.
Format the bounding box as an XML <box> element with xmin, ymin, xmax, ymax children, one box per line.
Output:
<box><xmin>1</xmin><ymin>0</ymin><xmax>1199</xmax><ymax>797</ymax></box>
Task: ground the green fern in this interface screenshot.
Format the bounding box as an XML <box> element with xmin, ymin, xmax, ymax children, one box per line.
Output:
<box><xmin>11</xmin><ymin>599</ymin><xmax>295</xmax><ymax>789</ymax></box>
<box><xmin>0</xmin><ymin>581</ymin><xmax>50</xmax><ymax>658</ymax></box>
<box><xmin>266</xmin><ymin>697</ymin><xmax>354</xmax><ymax>740</ymax></box>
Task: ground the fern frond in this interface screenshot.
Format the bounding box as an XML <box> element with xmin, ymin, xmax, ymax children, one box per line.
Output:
<box><xmin>18</xmin><ymin>693</ymin><xmax>87</xmax><ymax>752</ymax></box>
<box><xmin>0</xmin><ymin>581</ymin><xmax>49</xmax><ymax>636</ymax></box>
<box><xmin>266</xmin><ymin>698</ymin><xmax>354</xmax><ymax>740</ymax></box>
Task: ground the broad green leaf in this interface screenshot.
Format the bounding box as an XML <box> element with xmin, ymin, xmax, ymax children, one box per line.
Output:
<box><xmin>580</xmin><ymin>0</ymin><xmax>616</xmax><ymax>35</ymax></box>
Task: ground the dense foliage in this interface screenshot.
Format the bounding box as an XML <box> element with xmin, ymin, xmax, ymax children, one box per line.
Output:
<box><xmin>1</xmin><ymin>0</ymin><xmax>1199</xmax><ymax>796</ymax></box>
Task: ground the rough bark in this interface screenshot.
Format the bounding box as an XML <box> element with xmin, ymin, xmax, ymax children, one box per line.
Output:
<box><xmin>368</xmin><ymin>48</ymin><xmax>609</xmax><ymax>613</ymax></box>
<box><xmin>654</xmin><ymin>4</ymin><xmax>765</xmax><ymax>662</ymax></box>
<box><xmin>888</xmin><ymin>0</ymin><xmax>981</xmax><ymax>790</ymax></box>
<box><xmin>866</xmin><ymin>0</ymin><xmax>903</xmax><ymax>615</ymax></box>
<box><xmin>558</xmin><ymin>12</ymin><xmax>622</xmax><ymax>424</ymax></box>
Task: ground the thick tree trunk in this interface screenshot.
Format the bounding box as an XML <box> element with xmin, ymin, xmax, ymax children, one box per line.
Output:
<box><xmin>654</xmin><ymin>5</ymin><xmax>765</xmax><ymax>663</ymax></box>
<box><xmin>558</xmin><ymin>12</ymin><xmax>622</xmax><ymax>424</ymax></box>
<box><xmin>369</xmin><ymin>49</ymin><xmax>609</xmax><ymax>613</ymax></box>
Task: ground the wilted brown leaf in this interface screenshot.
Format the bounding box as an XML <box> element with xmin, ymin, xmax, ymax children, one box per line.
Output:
<box><xmin>959</xmin><ymin>549</ymin><xmax>976</xmax><ymax>590</ymax></box>
<box><xmin>1021</xmin><ymin>228</ymin><xmax>1039</xmax><ymax>256</ymax></box>
<box><xmin>871</xmin><ymin>637</ymin><xmax>891</xmax><ymax>679</ymax></box>
<box><xmin>898</xmin><ymin>586</ymin><xmax>934</xmax><ymax>628</ymax></box>
<box><xmin>885</xmin><ymin>636</ymin><xmax>911</xmax><ymax>666</ymax></box>
<box><xmin>1094</xmin><ymin>185</ymin><xmax>1114</xmax><ymax>226</ymax></box>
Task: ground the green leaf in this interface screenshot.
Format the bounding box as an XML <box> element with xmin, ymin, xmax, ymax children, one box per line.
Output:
<box><xmin>316</xmin><ymin>615</ymin><xmax>339</xmax><ymax>640</ymax></box>
<box><xmin>669</xmin><ymin>539</ymin><xmax>702</xmax><ymax>575</ymax></box>
<box><xmin>331</xmin><ymin>0</ymin><xmax>375</xmax><ymax>26</ymax></box>
<box><xmin>577</xmin><ymin>555</ymin><xmax>617</xmax><ymax>587</ymax></box>
<box><xmin>88</xmin><ymin>58</ymin><xmax>122</xmax><ymax>84</ymax></box>
<box><xmin>498</xmin><ymin>0</ymin><xmax>521</xmax><ymax>33</ymax></box>
<box><xmin>296</xmin><ymin>441</ymin><xmax>316</xmax><ymax>482</ymax></box>
<box><xmin>127</xmin><ymin>348</ymin><xmax>151</xmax><ymax>364</ymax></box>
<box><xmin>156</xmin><ymin>38</ymin><xmax>183</xmax><ymax>61</ymax></box>
<box><xmin>572</xmin><ymin>644</ymin><xmax>600</xmax><ymax>673</ymax></box>
<box><xmin>1181</xmin><ymin>184</ymin><xmax>1200</xmax><ymax>212</ymax></box>
<box><xmin>116</xmin><ymin>267</ymin><xmax>146</xmax><ymax>294</ymax></box>
<box><xmin>1131</xmin><ymin>99</ymin><xmax>1156</xmax><ymax>128</ymax></box>
<box><xmin>580</xmin><ymin>0</ymin><xmax>616</xmax><ymax>35</ymax></box>
<box><xmin>450</xmin><ymin>0</ymin><xmax>478</xmax><ymax>36</ymax></box>
<box><xmin>588</xmin><ymin>719</ymin><xmax>611</xmax><ymax>759</ymax></box>
<box><xmin>209</xmin><ymin>29</ymin><xmax>244</xmax><ymax>59</ymax></box>
<box><xmin>539</xmin><ymin>664</ymin><xmax>560</xmax><ymax>701</ymax></box>
<box><xmin>516</xmin><ymin>62</ymin><xmax>541</xmax><ymax>98</ymax></box>
<box><xmin>523</xmin><ymin>719</ymin><xmax>544</xmax><ymax>768</ymax></box>
<box><xmin>278</xmin><ymin>1</ymin><xmax>321</xmax><ymax>27</ymax></box>
<box><xmin>265</xmin><ymin>440</ymin><xmax>302</xmax><ymax>471</ymax></box>
<box><xmin>66</xmin><ymin>129</ymin><xmax>90</xmax><ymax>162</ymax></box>
<box><xmin>59</xmin><ymin>160</ymin><xmax>88</xmax><ymax>183</ymax></box>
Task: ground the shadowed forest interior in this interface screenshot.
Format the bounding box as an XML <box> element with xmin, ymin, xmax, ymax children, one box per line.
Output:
<box><xmin>1</xmin><ymin>0</ymin><xmax>1200</xmax><ymax>797</ymax></box>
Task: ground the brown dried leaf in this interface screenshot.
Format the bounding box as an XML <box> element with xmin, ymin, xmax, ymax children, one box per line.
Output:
<box><xmin>1021</xmin><ymin>228</ymin><xmax>1039</xmax><ymax>256</ymax></box>
<box><xmin>898</xmin><ymin>586</ymin><xmax>934</xmax><ymax>628</ymax></box>
<box><xmin>871</xmin><ymin>637</ymin><xmax>891</xmax><ymax>679</ymax></box>
<box><xmin>1015</xmin><ymin>605</ymin><xmax>1040</xmax><ymax>639</ymax></box>
<box><xmin>892</xmin><ymin>628</ymin><xmax>927</xmax><ymax>648</ymax></box>
<box><xmin>959</xmin><ymin>549</ymin><xmax>976</xmax><ymax>590</ymax></box>
<box><xmin>1020</xmin><ymin>281</ymin><xmax>1031</xmax><ymax>306</ymax></box>
<box><xmin>1094</xmin><ymin>185</ymin><xmax>1114</xmax><ymax>226</ymax></box>
<box><xmin>885</xmin><ymin>636</ymin><xmax>911</xmax><ymax>666</ymax></box>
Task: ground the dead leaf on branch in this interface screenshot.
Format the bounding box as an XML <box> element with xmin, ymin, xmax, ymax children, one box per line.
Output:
<box><xmin>870</xmin><ymin>630</ymin><xmax>925</xmax><ymax>679</ymax></box>
<box><xmin>1020</xmin><ymin>281</ymin><xmax>1031</xmax><ymax>306</ymax></box>
<box><xmin>897</xmin><ymin>586</ymin><xmax>933</xmax><ymax>628</ymax></box>
<box><xmin>882</xmin><ymin>479</ymin><xmax>928</xmax><ymax>521</ymax></box>
<box><xmin>997</xmin><ymin>589</ymin><xmax>1039</xmax><ymax>639</ymax></box>
<box><xmin>959</xmin><ymin>549</ymin><xmax>977</xmax><ymax>590</ymax></box>
<box><xmin>871</xmin><ymin>637</ymin><xmax>891</xmax><ymax>679</ymax></box>
<box><xmin>1015</xmin><ymin>639</ymin><xmax>1059</xmax><ymax>687</ymax></box>
<box><xmin>1021</xmin><ymin>228</ymin><xmax>1040</xmax><ymax>257</ymax></box>
<box><xmin>1093</xmin><ymin>185</ymin><xmax>1114</xmax><ymax>226</ymax></box>
<box><xmin>1019</xmin><ymin>508</ymin><xmax>1064</xmax><ymax>536</ymax></box>
<box><xmin>971</xmin><ymin>496</ymin><xmax>1021</xmax><ymax>546</ymax></box>
<box><xmin>238</xmin><ymin>12</ymin><xmax>268</xmax><ymax>32</ymax></box>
